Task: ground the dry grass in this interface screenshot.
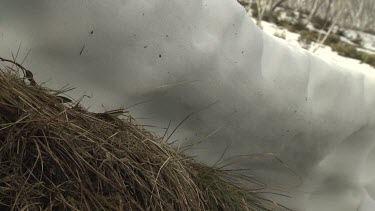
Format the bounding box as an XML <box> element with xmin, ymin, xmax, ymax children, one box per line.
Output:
<box><xmin>0</xmin><ymin>58</ymin><xmax>278</xmax><ymax>210</ymax></box>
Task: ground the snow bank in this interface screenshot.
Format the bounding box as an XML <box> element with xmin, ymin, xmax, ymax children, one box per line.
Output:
<box><xmin>1</xmin><ymin>0</ymin><xmax>375</xmax><ymax>210</ymax></box>
<box><xmin>345</xmin><ymin>29</ymin><xmax>375</xmax><ymax>52</ymax></box>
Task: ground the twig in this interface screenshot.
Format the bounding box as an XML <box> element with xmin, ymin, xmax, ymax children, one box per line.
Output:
<box><xmin>21</xmin><ymin>49</ymin><xmax>32</xmax><ymax>66</ymax></box>
<box><xmin>0</xmin><ymin>56</ymin><xmax>36</xmax><ymax>85</ymax></box>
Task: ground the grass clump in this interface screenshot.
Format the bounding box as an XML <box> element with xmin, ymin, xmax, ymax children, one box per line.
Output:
<box><xmin>330</xmin><ymin>42</ymin><xmax>375</xmax><ymax>67</ymax></box>
<box><xmin>298</xmin><ymin>30</ymin><xmax>340</xmax><ymax>46</ymax></box>
<box><xmin>296</xmin><ymin>30</ymin><xmax>375</xmax><ymax>68</ymax></box>
<box><xmin>330</xmin><ymin>42</ymin><xmax>359</xmax><ymax>58</ymax></box>
<box><xmin>0</xmin><ymin>58</ymin><xmax>277</xmax><ymax>210</ymax></box>
<box><xmin>277</xmin><ymin>20</ymin><xmax>306</xmax><ymax>33</ymax></box>
<box><xmin>298</xmin><ymin>30</ymin><xmax>318</xmax><ymax>45</ymax></box>
<box><xmin>325</xmin><ymin>34</ymin><xmax>341</xmax><ymax>45</ymax></box>
<box><xmin>358</xmin><ymin>51</ymin><xmax>375</xmax><ymax>67</ymax></box>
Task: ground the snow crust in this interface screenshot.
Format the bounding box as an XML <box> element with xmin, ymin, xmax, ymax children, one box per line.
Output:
<box><xmin>1</xmin><ymin>0</ymin><xmax>375</xmax><ymax>210</ymax></box>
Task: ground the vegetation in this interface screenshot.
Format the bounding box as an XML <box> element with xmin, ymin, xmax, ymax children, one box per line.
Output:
<box><xmin>238</xmin><ymin>0</ymin><xmax>375</xmax><ymax>68</ymax></box>
<box><xmin>286</xmin><ymin>0</ymin><xmax>375</xmax><ymax>33</ymax></box>
<box><xmin>297</xmin><ymin>29</ymin><xmax>375</xmax><ymax>67</ymax></box>
<box><xmin>360</xmin><ymin>51</ymin><xmax>375</xmax><ymax>67</ymax></box>
<box><xmin>330</xmin><ymin>42</ymin><xmax>359</xmax><ymax>58</ymax></box>
<box><xmin>329</xmin><ymin>43</ymin><xmax>375</xmax><ymax>67</ymax></box>
<box><xmin>311</xmin><ymin>16</ymin><xmax>333</xmax><ymax>32</ymax></box>
<box><xmin>298</xmin><ymin>30</ymin><xmax>339</xmax><ymax>44</ymax></box>
<box><xmin>0</xmin><ymin>58</ymin><xmax>281</xmax><ymax>210</ymax></box>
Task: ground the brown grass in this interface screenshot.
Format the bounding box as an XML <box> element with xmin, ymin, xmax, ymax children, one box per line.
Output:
<box><xmin>0</xmin><ymin>59</ymin><xmax>278</xmax><ymax>210</ymax></box>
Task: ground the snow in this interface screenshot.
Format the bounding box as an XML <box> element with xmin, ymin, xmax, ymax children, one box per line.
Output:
<box><xmin>344</xmin><ymin>29</ymin><xmax>375</xmax><ymax>52</ymax></box>
<box><xmin>358</xmin><ymin>48</ymin><xmax>375</xmax><ymax>55</ymax></box>
<box><xmin>357</xmin><ymin>31</ymin><xmax>375</xmax><ymax>52</ymax></box>
<box><xmin>1</xmin><ymin>0</ymin><xmax>375</xmax><ymax>210</ymax></box>
<box><xmin>344</xmin><ymin>29</ymin><xmax>375</xmax><ymax>53</ymax></box>
<box><xmin>313</xmin><ymin>45</ymin><xmax>375</xmax><ymax>74</ymax></box>
<box><xmin>259</xmin><ymin>20</ymin><xmax>375</xmax><ymax>74</ymax></box>
<box><xmin>260</xmin><ymin>20</ymin><xmax>301</xmax><ymax>47</ymax></box>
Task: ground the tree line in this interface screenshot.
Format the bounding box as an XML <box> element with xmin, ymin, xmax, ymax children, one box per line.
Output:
<box><xmin>238</xmin><ymin>0</ymin><xmax>375</xmax><ymax>33</ymax></box>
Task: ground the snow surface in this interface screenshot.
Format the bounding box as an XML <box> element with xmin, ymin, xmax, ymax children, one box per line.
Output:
<box><xmin>260</xmin><ymin>20</ymin><xmax>375</xmax><ymax>74</ymax></box>
<box><xmin>1</xmin><ymin>0</ymin><xmax>375</xmax><ymax>210</ymax></box>
<box><xmin>345</xmin><ymin>29</ymin><xmax>375</xmax><ymax>52</ymax></box>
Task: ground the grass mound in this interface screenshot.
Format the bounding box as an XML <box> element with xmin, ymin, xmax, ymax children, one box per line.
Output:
<box><xmin>0</xmin><ymin>58</ymin><xmax>275</xmax><ymax>210</ymax></box>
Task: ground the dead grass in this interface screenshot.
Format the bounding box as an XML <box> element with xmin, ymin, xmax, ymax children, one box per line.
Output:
<box><xmin>0</xmin><ymin>58</ymin><xmax>279</xmax><ymax>210</ymax></box>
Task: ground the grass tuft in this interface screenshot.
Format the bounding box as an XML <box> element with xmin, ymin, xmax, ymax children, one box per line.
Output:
<box><xmin>0</xmin><ymin>58</ymin><xmax>276</xmax><ymax>210</ymax></box>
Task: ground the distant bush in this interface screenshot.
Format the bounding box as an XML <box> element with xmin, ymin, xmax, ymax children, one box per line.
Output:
<box><xmin>298</xmin><ymin>30</ymin><xmax>340</xmax><ymax>46</ymax></box>
<box><xmin>288</xmin><ymin>10</ymin><xmax>296</xmax><ymax>18</ymax></box>
<box><xmin>244</xmin><ymin>3</ymin><xmax>375</xmax><ymax>68</ymax></box>
<box><xmin>263</xmin><ymin>11</ymin><xmax>280</xmax><ymax>23</ymax></box>
<box><xmin>359</xmin><ymin>51</ymin><xmax>375</xmax><ymax>67</ymax></box>
<box><xmin>311</xmin><ymin>16</ymin><xmax>332</xmax><ymax>31</ymax></box>
<box><xmin>335</xmin><ymin>28</ymin><xmax>346</xmax><ymax>37</ymax></box>
<box><xmin>278</xmin><ymin>20</ymin><xmax>307</xmax><ymax>33</ymax></box>
<box><xmin>298</xmin><ymin>30</ymin><xmax>317</xmax><ymax>45</ymax></box>
<box><xmin>328</xmin><ymin>41</ymin><xmax>375</xmax><ymax>68</ymax></box>
<box><xmin>293</xmin><ymin>21</ymin><xmax>308</xmax><ymax>32</ymax></box>
<box><xmin>330</xmin><ymin>42</ymin><xmax>359</xmax><ymax>58</ymax></box>
<box><xmin>250</xmin><ymin>3</ymin><xmax>258</xmax><ymax>18</ymax></box>
<box><xmin>325</xmin><ymin>34</ymin><xmax>341</xmax><ymax>45</ymax></box>
<box><xmin>299</xmin><ymin>9</ymin><xmax>310</xmax><ymax>18</ymax></box>
<box><xmin>276</xmin><ymin>20</ymin><xmax>290</xmax><ymax>29</ymax></box>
